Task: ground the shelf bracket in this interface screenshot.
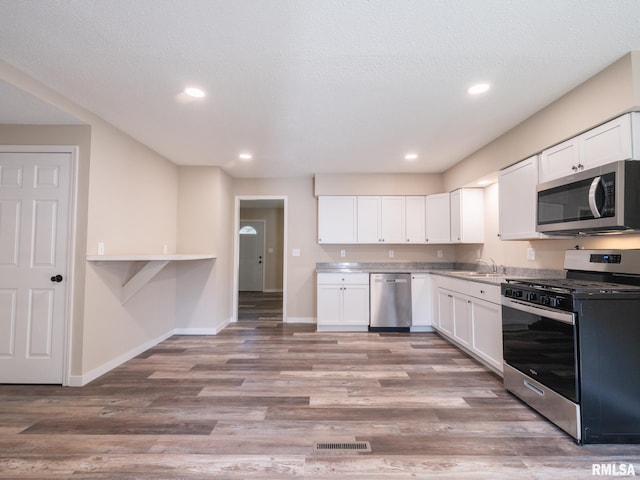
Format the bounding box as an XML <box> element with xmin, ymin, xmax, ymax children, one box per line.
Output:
<box><xmin>121</xmin><ymin>260</ymin><xmax>170</xmax><ymax>304</ymax></box>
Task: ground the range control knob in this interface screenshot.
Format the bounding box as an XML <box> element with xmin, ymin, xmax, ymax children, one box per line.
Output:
<box><xmin>504</xmin><ymin>289</ymin><xmax>513</xmax><ymax>297</ymax></box>
<box><xmin>515</xmin><ymin>290</ymin><xmax>524</xmax><ymax>298</ymax></box>
<box><xmin>549</xmin><ymin>297</ymin><xmax>561</xmax><ymax>308</ymax></box>
<box><xmin>540</xmin><ymin>295</ymin><xmax>550</xmax><ymax>306</ymax></box>
<box><xmin>526</xmin><ymin>292</ymin><xmax>537</xmax><ymax>302</ymax></box>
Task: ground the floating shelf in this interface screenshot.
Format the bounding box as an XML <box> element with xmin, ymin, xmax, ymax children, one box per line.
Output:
<box><xmin>87</xmin><ymin>254</ymin><xmax>216</xmax><ymax>304</ymax></box>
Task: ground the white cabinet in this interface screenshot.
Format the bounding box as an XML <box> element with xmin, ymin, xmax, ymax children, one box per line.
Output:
<box><xmin>357</xmin><ymin>196</ymin><xmax>406</xmax><ymax>244</ymax></box>
<box><xmin>425</xmin><ymin>193</ymin><xmax>451</xmax><ymax>243</ymax></box>
<box><xmin>539</xmin><ymin>137</ymin><xmax>580</xmax><ymax>183</ymax></box>
<box><xmin>434</xmin><ymin>275</ymin><xmax>502</xmax><ymax>375</ymax></box>
<box><xmin>539</xmin><ymin>113</ymin><xmax>640</xmax><ymax>183</ymax></box>
<box><xmin>499</xmin><ymin>155</ymin><xmax>545</xmax><ymax>240</ymax></box>
<box><xmin>453</xmin><ymin>295</ymin><xmax>471</xmax><ymax>347</ymax></box>
<box><xmin>581</xmin><ymin>114</ymin><xmax>634</xmax><ymax>168</ymax></box>
<box><xmin>450</xmin><ymin>189</ymin><xmax>484</xmax><ymax>244</ymax></box>
<box><xmin>411</xmin><ymin>274</ymin><xmax>433</xmax><ymax>331</ymax></box>
<box><xmin>437</xmin><ymin>289</ymin><xmax>454</xmax><ymax>337</ymax></box>
<box><xmin>405</xmin><ymin>196</ymin><xmax>426</xmax><ymax>243</ymax></box>
<box><xmin>317</xmin><ymin>273</ymin><xmax>369</xmax><ymax>331</ymax></box>
<box><xmin>470</xmin><ymin>298</ymin><xmax>503</xmax><ymax>372</ymax></box>
<box><xmin>318</xmin><ymin>196</ymin><xmax>357</xmax><ymax>244</ymax></box>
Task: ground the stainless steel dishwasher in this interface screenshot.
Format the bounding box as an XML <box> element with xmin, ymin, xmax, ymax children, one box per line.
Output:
<box><xmin>369</xmin><ymin>273</ymin><xmax>412</xmax><ymax>331</ymax></box>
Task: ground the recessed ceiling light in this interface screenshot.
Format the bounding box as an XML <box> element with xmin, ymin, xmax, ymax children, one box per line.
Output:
<box><xmin>404</xmin><ymin>153</ymin><xmax>418</xmax><ymax>161</ymax></box>
<box><xmin>184</xmin><ymin>87</ymin><xmax>205</xmax><ymax>98</ymax></box>
<box><xmin>477</xmin><ymin>179</ymin><xmax>492</xmax><ymax>186</ymax></box>
<box><xmin>239</xmin><ymin>153</ymin><xmax>253</xmax><ymax>160</ymax></box>
<box><xmin>467</xmin><ymin>83</ymin><xmax>490</xmax><ymax>95</ymax></box>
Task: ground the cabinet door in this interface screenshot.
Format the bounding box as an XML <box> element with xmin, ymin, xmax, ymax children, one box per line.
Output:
<box><xmin>437</xmin><ymin>289</ymin><xmax>454</xmax><ymax>336</ymax></box>
<box><xmin>451</xmin><ymin>189</ymin><xmax>484</xmax><ymax>244</ymax></box>
<box><xmin>453</xmin><ymin>295</ymin><xmax>471</xmax><ymax>347</ymax></box>
<box><xmin>411</xmin><ymin>274</ymin><xmax>431</xmax><ymax>326</ymax></box>
<box><xmin>318</xmin><ymin>196</ymin><xmax>357</xmax><ymax>244</ymax></box>
<box><xmin>581</xmin><ymin>114</ymin><xmax>632</xmax><ymax>169</ymax></box>
<box><xmin>498</xmin><ymin>156</ymin><xmax>543</xmax><ymax>240</ymax></box>
<box><xmin>539</xmin><ymin>138</ymin><xmax>580</xmax><ymax>183</ymax></box>
<box><xmin>317</xmin><ymin>284</ymin><xmax>343</xmax><ymax>325</ymax></box>
<box><xmin>425</xmin><ymin>193</ymin><xmax>451</xmax><ymax>243</ymax></box>
<box><xmin>405</xmin><ymin>196</ymin><xmax>426</xmax><ymax>243</ymax></box>
<box><xmin>380</xmin><ymin>196</ymin><xmax>405</xmax><ymax>243</ymax></box>
<box><xmin>471</xmin><ymin>298</ymin><xmax>503</xmax><ymax>372</ymax></box>
<box><xmin>357</xmin><ymin>196</ymin><xmax>380</xmax><ymax>243</ymax></box>
<box><xmin>342</xmin><ymin>285</ymin><xmax>370</xmax><ymax>326</ymax></box>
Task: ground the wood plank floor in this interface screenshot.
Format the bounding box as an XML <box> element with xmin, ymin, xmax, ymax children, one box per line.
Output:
<box><xmin>1</xmin><ymin>321</ymin><xmax>639</xmax><ymax>479</ymax></box>
<box><xmin>238</xmin><ymin>292</ymin><xmax>283</xmax><ymax>321</ymax></box>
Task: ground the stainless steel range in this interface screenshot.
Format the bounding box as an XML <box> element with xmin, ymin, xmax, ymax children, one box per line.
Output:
<box><xmin>501</xmin><ymin>249</ymin><xmax>640</xmax><ymax>444</ymax></box>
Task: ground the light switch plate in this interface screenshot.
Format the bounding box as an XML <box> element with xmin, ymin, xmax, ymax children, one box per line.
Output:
<box><xmin>292</xmin><ymin>248</ymin><xmax>301</xmax><ymax>257</ymax></box>
<box><xmin>340</xmin><ymin>249</ymin><xmax>346</xmax><ymax>258</ymax></box>
<box><xmin>527</xmin><ymin>247</ymin><xmax>536</xmax><ymax>260</ymax></box>
<box><xmin>97</xmin><ymin>242</ymin><xmax>105</xmax><ymax>256</ymax></box>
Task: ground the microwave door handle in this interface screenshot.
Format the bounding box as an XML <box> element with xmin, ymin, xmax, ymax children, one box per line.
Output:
<box><xmin>588</xmin><ymin>176</ymin><xmax>604</xmax><ymax>218</ymax></box>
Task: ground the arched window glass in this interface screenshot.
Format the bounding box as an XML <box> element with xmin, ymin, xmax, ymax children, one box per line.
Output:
<box><xmin>239</xmin><ymin>226</ymin><xmax>257</xmax><ymax>235</ymax></box>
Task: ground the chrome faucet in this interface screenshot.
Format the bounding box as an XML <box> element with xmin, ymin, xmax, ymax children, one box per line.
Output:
<box><xmin>476</xmin><ymin>257</ymin><xmax>497</xmax><ymax>274</ymax></box>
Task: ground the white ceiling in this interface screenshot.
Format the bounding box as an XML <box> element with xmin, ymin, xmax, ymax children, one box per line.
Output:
<box><xmin>1</xmin><ymin>0</ymin><xmax>640</xmax><ymax>178</ymax></box>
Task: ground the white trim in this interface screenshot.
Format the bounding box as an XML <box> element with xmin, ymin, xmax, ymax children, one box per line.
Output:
<box><xmin>67</xmin><ymin>329</ymin><xmax>175</xmax><ymax>387</ymax></box>
<box><xmin>233</xmin><ymin>196</ymin><xmax>287</xmax><ymax>323</ymax></box>
<box><xmin>0</xmin><ymin>145</ymin><xmax>79</xmax><ymax>387</ymax></box>
<box><xmin>174</xmin><ymin>316</ymin><xmax>231</xmax><ymax>335</ymax></box>
<box><xmin>410</xmin><ymin>325</ymin><xmax>435</xmax><ymax>332</ymax></box>
<box><xmin>286</xmin><ymin>317</ymin><xmax>316</xmax><ymax>324</ymax></box>
<box><xmin>316</xmin><ymin>325</ymin><xmax>369</xmax><ymax>332</ymax></box>
<box><xmin>263</xmin><ymin>289</ymin><xmax>283</xmax><ymax>293</ymax></box>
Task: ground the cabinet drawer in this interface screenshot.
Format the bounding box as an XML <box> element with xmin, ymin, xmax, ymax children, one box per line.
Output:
<box><xmin>317</xmin><ymin>273</ymin><xmax>369</xmax><ymax>285</ymax></box>
<box><xmin>467</xmin><ymin>283</ymin><xmax>501</xmax><ymax>304</ymax></box>
<box><xmin>436</xmin><ymin>275</ymin><xmax>469</xmax><ymax>294</ymax></box>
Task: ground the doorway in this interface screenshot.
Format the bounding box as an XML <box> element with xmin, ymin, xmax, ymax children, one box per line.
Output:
<box><xmin>233</xmin><ymin>197</ymin><xmax>286</xmax><ymax>322</ymax></box>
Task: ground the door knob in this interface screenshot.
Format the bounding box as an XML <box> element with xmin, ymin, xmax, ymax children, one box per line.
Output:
<box><xmin>50</xmin><ymin>274</ymin><xmax>63</xmax><ymax>283</ymax></box>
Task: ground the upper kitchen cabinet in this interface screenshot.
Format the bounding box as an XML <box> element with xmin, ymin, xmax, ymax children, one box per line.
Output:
<box><xmin>450</xmin><ymin>188</ymin><xmax>484</xmax><ymax>244</ymax></box>
<box><xmin>318</xmin><ymin>196</ymin><xmax>357</xmax><ymax>244</ymax></box>
<box><xmin>539</xmin><ymin>113</ymin><xmax>640</xmax><ymax>183</ymax></box>
<box><xmin>499</xmin><ymin>155</ymin><xmax>545</xmax><ymax>240</ymax></box>
<box><xmin>357</xmin><ymin>196</ymin><xmax>405</xmax><ymax>244</ymax></box>
<box><xmin>425</xmin><ymin>193</ymin><xmax>451</xmax><ymax>243</ymax></box>
<box><xmin>405</xmin><ymin>196</ymin><xmax>426</xmax><ymax>243</ymax></box>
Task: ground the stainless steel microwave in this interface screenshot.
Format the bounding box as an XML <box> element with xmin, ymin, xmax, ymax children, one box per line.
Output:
<box><xmin>536</xmin><ymin>160</ymin><xmax>640</xmax><ymax>235</ymax></box>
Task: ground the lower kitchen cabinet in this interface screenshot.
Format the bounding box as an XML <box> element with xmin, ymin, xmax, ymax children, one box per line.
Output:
<box><xmin>410</xmin><ymin>274</ymin><xmax>434</xmax><ymax>331</ymax></box>
<box><xmin>470</xmin><ymin>298</ymin><xmax>503</xmax><ymax>372</ymax></box>
<box><xmin>435</xmin><ymin>276</ymin><xmax>503</xmax><ymax>374</ymax></box>
<box><xmin>317</xmin><ymin>273</ymin><xmax>369</xmax><ymax>331</ymax></box>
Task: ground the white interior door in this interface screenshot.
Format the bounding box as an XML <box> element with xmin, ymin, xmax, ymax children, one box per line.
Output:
<box><xmin>238</xmin><ymin>220</ymin><xmax>264</xmax><ymax>291</ymax></box>
<box><xmin>0</xmin><ymin>152</ymin><xmax>71</xmax><ymax>384</ymax></box>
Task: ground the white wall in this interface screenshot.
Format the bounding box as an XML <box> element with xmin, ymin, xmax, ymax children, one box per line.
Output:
<box><xmin>176</xmin><ymin>166</ymin><xmax>234</xmax><ymax>333</ymax></box>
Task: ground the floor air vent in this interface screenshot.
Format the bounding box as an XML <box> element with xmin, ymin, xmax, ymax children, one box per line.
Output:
<box><xmin>313</xmin><ymin>441</ymin><xmax>371</xmax><ymax>453</ymax></box>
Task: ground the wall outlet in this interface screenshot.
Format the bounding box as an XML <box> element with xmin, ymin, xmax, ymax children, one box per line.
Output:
<box><xmin>163</xmin><ymin>244</ymin><xmax>168</xmax><ymax>254</ymax></box>
<box><xmin>268</xmin><ymin>247</ymin><xmax>274</xmax><ymax>254</ymax></box>
<box><xmin>292</xmin><ymin>248</ymin><xmax>301</xmax><ymax>257</ymax></box>
<box><xmin>340</xmin><ymin>249</ymin><xmax>346</xmax><ymax>258</ymax></box>
<box><xmin>97</xmin><ymin>242</ymin><xmax>105</xmax><ymax>256</ymax></box>
<box><xmin>388</xmin><ymin>249</ymin><xmax>394</xmax><ymax>258</ymax></box>
<box><xmin>437</xmin><ymin>249</ymin><xmax>443</xmax><ymax>258</ymax></box>
<box><xmin>527</xmin><ymin>247</ymin><xmax>536</xmax><ymax>261</ymax></box>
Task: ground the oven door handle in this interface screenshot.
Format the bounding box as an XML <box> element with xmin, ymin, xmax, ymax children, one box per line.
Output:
<box><xmin>501</xmin><ymin>297</ymin><xmax>575</xmax><ymax>325</ymax></box>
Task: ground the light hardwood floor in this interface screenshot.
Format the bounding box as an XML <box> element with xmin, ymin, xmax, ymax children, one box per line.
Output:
<box><xmin>1</xmin><ymin>321</ymin><xmax>639</xmax><ymax>479</ymax></box>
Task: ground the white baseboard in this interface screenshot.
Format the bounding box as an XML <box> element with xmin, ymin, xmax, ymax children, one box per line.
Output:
<box><xmin>67</xmin><ymin>329</ymin><xmax>175</xmax><ymax>387</ymax></box>
<box><xmin>262</xmin><ymin>288</ymin><xmax>283</xmax><ymax>293</ymax></box>
<box><xmin>285</xmin><ymin>316</ymin><xmax>315</xmax><ymax>324</ymax></box>
<box><xmin>174</xmin><ymin>316</ymin><xmax>232</xmax><ymax>335</ymax></box>
<box><xmin>316</xmin><ymin>325</ymin><xmax>369</xmax><ymax>332</ymax></box>
<box><xmin>411</xmin><ymin>325</ymin><xmax>435</xmax><ymax>332</ymax></box>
